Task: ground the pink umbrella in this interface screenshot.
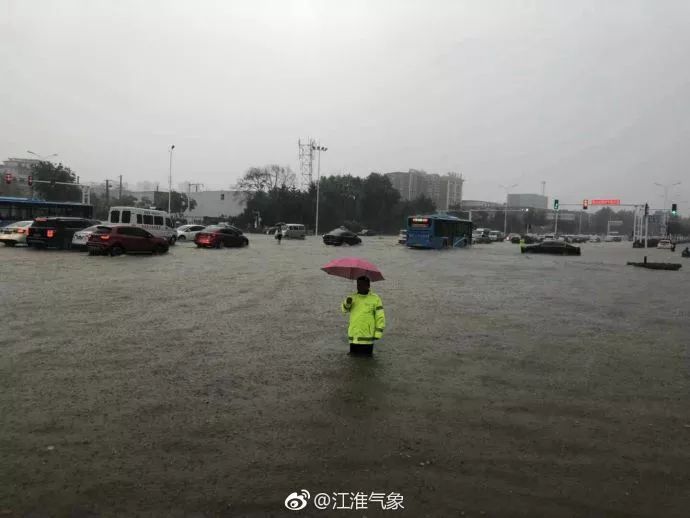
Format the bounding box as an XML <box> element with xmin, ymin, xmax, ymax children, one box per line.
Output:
<box><xmin>321</xmin><ymin>257</ymin><xmax>385</xmax><ymax>282</ymax></box>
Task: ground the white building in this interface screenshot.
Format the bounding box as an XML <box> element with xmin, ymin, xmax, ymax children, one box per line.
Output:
<box><xmin>186</xmin><ymin>190</ymin><xmax>245</xmax><ymax>222</ymax></box>
<box><xmin>385</xmin><ymin>170</ymin><xmax>464</xmax><ymax>210</ymax></box>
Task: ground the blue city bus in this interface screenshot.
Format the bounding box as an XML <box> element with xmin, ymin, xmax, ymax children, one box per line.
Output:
<box><xmin>0</xmin><ymin>197</ymin><xmax>94</xmax><ymax>226</ymax></box>
<box><xmin>406</xmin><ymin>214</ymin><xmax>473</xmax><ymax>249</ymax></box>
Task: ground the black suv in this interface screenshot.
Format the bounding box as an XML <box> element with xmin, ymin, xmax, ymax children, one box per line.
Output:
<box><xmin>26</xmin><ymin>217</ymin><xmax>100</xmax><ymax>250</ymax></box>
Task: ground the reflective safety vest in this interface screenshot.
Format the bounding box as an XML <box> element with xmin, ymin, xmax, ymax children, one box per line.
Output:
<box><xmin>342</xmin><ymin>292</ymin><xmax>386</xmax><ymax>345</ymax></box>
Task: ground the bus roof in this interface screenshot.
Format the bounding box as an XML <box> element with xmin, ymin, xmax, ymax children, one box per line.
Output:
<box><xmin>410</xmin><ymin>213</ymin><xmax>472</xmax><ymax>223</ymax></box>
<box><xmin>0</xmin><ymin>196</ymin><xmax>90</xmax><ymax>207</ymax></box>
<box><xmin>109</xmin><ymin>206</ymin><xmax>169</xmax><ymax>215</ymax></box>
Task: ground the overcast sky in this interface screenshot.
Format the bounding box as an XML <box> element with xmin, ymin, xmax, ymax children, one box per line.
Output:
<box><xmin>2</xmin><ymin>0</ymin><xmax>689</xmax><ymax>207</ymax></box>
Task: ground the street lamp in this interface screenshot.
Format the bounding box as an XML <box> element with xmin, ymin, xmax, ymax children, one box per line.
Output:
<box><xmin>654</xmin><ymin>181</ymin><xmax>681</xmax><ymax>232</ymax></box>
<box><xmin>312</xmin><ymin>142</ymin><xmax>328</xmax><ymax>236</ymax></box>
<box><xmin>27</xmin><ymin>150</ymin><xmax>58</xmax><ymax>162</ymax></box>
<box><xmin>499</xmin><ymin>183</ymin><xmax>518</xmax><ymax>235</ymax></box>
<box><xmin>168</xmin><ymin>145</ymin><xmax>175</xmax><ymax>215</ymax></box>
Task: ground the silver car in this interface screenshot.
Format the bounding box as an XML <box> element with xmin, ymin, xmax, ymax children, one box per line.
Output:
<box><xmin>176</xmin><ymin>224</ymin><xmax>206</xmax><ymax>241</ymax></box>
<box><xmin>72</xmin><ymin>224</ymin><xmax>104</xmax><ymax>250</ymax></box>
<box><xmin>0</xmin><ymin>220</ymin><xmax>33</xmax><ymax>246</ymax></box>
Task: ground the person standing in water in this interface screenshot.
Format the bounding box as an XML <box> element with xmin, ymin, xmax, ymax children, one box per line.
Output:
<box><xmin>341</xmin><ymin>276</ymin><xmax>385</xmax><ymax>356</ymax></box>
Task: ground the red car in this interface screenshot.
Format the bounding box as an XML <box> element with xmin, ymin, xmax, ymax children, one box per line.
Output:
<box><xmin>87</xmin><ymin>226</ymin><xmax>169</xmax><ymax>256</ymax></box>
<box><xmin>194</xmin><ymin>226</ymin><xmax>249</xmax><ymax>248</ymax></box>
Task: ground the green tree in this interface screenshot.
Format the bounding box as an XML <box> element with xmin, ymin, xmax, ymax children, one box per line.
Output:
<box><xmin>236</xmin><ymin>164</ymin><xmax>296</xmax><ymax>193</ymax></box>
<box><xmin>31</xmin><ymin>162</ymin><xmax>81</xmax><ymax>202</ymax></box>
<box><xmin>152</xmin><ymin>191</ymin><xmax>196</xmax><ymax>215</ymax></box>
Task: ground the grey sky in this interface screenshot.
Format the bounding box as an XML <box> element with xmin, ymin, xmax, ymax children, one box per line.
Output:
<box><xmin>2</xmin><ymin>0</ymin><xmax>689</xmax><ymax>207</ymax></box>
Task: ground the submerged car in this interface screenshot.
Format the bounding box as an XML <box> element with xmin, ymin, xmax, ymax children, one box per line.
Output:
<box><xmin>87</xmin><ymin>226</ymin><xmax>169</xmax><ymax>256</ymax></box>
<box><xmin>656</xmin><ymin>239</ymin><xmax>674</xmax><ymax>250</ymax></box>
<box><xmin>472</xmin><ymin>232</ymin><xmax>492</xmax><ymax>244</ymax></box>
<box><xmin>0</xmin><ymin>220</ymin><xmax>33</xmax><ymax>246</ymax></box>
<box><xmin>194</xmin><ymin>225</ymin><xmax>249</xmax><ymax>248</ymax></box>
<box><xmin>27</xmin><ymin>217</ymin><xmax>99</xmax><ymax>249</ymax></box>
<box><xmin>521</xmin><ymin>240</ymin><xmax>582</xmax><ymax>256</ymax></box>
<box><xmin>72</xmin><ymin>224</ymin><xmax>104</xmax><ymax>250</ymax></box>
<box><xmin>176</xmin><ymin>224</ymin><xmax>206</xmax><ymax>241</ymax></box>
<box><xmin>397</xmin><ymin>229</ymin><xmax>407</xmax><ymax>244</ymax></box>
<box><xmin>323</xmin><ymin>228</ymin><xmax>361</xmax><ymax>246</ymax></box>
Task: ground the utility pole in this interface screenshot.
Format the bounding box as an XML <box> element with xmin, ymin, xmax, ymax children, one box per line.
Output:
<box><xmin>644</xmin><ymin>203</ymin><xmax>649</xmax><ymax>248</ymax></box>
<box><xmin>541</xmin><ymin>181</ymin><xmax>546</xmax><ymax>196</ymax></box>
<box><xmin>312</xmin><ymin>141</ymin><xmax>328</xmax><ymax>236</ymax></box>
<box><xmin>118</xmin><ymin>175</ymin><xmax>123</xmax><ymax>201</ymax></box>
<box><xmin>105</xmin><ymin>179</ymin><xmax>112</xmax><ymax>208</ymax></box>
<box><xmin>168</xmin><ymin>145</ymin><xmax>175</xmax><ymax>215</ymax></box>
<box><xmin>500</xmin><ymin>183</ymin><xmax>518</xmax><ymax>236</ymax></box>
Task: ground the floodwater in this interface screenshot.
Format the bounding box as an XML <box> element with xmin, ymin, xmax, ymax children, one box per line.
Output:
<box><xmin>1</xmin><ymin>237</ymin><xmax>688</xmax><ymax>517</ymax></box>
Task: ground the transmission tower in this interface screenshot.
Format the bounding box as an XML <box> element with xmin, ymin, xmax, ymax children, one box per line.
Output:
<box><xmin>298</xmin><ymin>138</ymin><xmax>316</xmax><ymax>189</ymax></box>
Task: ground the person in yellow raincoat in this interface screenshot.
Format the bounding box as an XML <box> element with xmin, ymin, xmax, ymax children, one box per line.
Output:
<box><xmin>341</xmin><ymin>276</ymin><xmax>385</xmax><ymax>356</ymax></box>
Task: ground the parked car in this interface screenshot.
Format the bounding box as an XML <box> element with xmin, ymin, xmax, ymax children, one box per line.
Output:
<box><xmin>472</xmin><ymin>232</ymin><xmax>492</xmax><ymax>244</ymax></box>
<box><xmin>323</xmin><ymin>228</ymin><xmax>362</xmax><ymax>246</ymax></box>
<box><xmin>506</xmin><ymin>233</ymin><xmax>522</xmax><ymax>243</ymax></box>
<box><xmin>176</xmin><ymin>224</ymin><xmax>206</xmax><ymax>241</ymax></box>
<box><xmin>281</xmin><ymin>223</ymin><xmax>306</xmax><ymax>239</ymax></box>
<box><xmin>589</xmin><ymin>235</ymin><xmax>602</xmax><ymax>243</ymax></box>
<box><xmin>72</xmin><ymin>224</ymin><xmax>104</xmax><ymax>250</ymax></box>
<box><xmin>26</xmin><ymin>217</ymin><xmax>99</xmax><ymax>249</ymax></box>
<box><xmin>488</xmin><ymin>230</ymin><xmax>503</xmax><ymax>241</ymax></box>
<box><xmin>86</xmin><ymin>226</ymin><xmax>169</xmax><ymax>256</ymax></box>
<box><xmin>521</xmin><ymin>240</ymin><xmax>582</xmax><ymax>256</ymax></box>
<box><xmin>397</xmin><ymin>229</ymin><xmax>408</xmax><ymax>244</ymax></box>
<box><xmin>194</xmin><ymin>225</ymin><xmax>249</xmax><ymax>248</ymax></box>
<box><xmin>510</xmin><ymin>234</ymin><xmax>540</xmax><ymax>244</ymax></box>
<box><xmin>0</xmin><ymin>220</ymin><xmax>33</xmax><ymax>246</ymax></box>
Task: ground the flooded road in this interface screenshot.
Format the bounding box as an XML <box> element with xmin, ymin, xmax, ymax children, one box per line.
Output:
<box><xmin>1</xmin><ymin>237</ymin><xmax>688</xmax><ymax>517</ymax></box>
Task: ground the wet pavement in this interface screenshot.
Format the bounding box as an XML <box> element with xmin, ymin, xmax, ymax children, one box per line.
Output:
<box><xmin>1</xmin><ymin>237</ymin><xmax>689</xmax><ymax>517</ymax></box>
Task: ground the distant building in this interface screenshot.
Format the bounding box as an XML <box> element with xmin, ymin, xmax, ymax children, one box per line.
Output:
<box><xmin>385</xmin><ymin>170</ymin><xmax>464</xmax><ymax>210</ymax></box>
<box><xmin>128</xmin><ymin>190</ymin><xmax>157</xmax><ymax>203</ymax></box>
<box><xmin>186</xmin><ymin>190</ymin><xmax>245</xmax><ymax>222</ymax></box>
<box><xmin>1</xmin><ymin>158</ymin><xmax>39</xmax><ymax>181</ymax></box>
<box><xmin>507</xmin><ymin>193</ymin><xmax>548</xmax><ymax>209</ymax></box>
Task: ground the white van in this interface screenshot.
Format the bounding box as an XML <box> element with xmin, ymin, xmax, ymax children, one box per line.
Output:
<box><xmin>281</xmin><ymin>223</ymin><xmax>306</xmax><ymax>239</ymax></box>
<box><xmin>108</xmin><ymin>206</ymin><xmax>177</xmax><ymax>244</ymax></box>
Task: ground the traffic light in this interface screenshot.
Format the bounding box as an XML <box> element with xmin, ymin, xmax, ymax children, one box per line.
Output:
<box><xmin>27</xmin><ymin>175</ymin><xmax>33</xmax><ymax>187</ymax></box>
<box><xmin>671</xmin><ymin>203</ymin><xmax>678</xmax><ymax>216</ymax></box>
<box><xmin>582</xmin><ymin>199</ymin><xmax>588</xmax><ymax>210</ymax></box>
<box><xmin>553</xmin><ymin>199</ymin><xmax>559</xmax><ymax>211</ymax></box>
<box><xmin>4</xmin><ymin>173</ymin><xmax>11</xmax><ymax>184</ymax></box>
<box><xmin>644</xmin><ymin>203</ymin><xmax>649</xmax><ymax>216</ymax></box>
